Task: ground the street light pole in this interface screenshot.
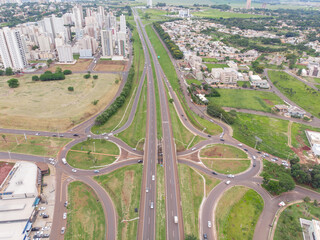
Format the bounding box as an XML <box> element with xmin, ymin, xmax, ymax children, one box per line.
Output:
<box><xmin>8</xmin><ymin>151</ymin><xmax>11</xmax><ymax>160</ymax></box>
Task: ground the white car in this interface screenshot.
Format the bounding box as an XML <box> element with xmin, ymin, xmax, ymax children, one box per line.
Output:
<box><xmin>238</xmin><ymin>143</ymin><xmax>243</xmax><ymax>147</ymax></box>
<box><xmin>191</xmin><ymin>147</ymin><xmax>197</xmax><ymax>151</ymax></box>
<box><xmin>150</xmin><ymin>202</ymin><xmax>154</xmax><ymax>209</ymax></box>
<box><xmin>152</xmin><ymin>175</ymin><xmax>155</xmax><ymax>181</ymax></box>
<box><xmin>104</xmin><ymin>136</ymin><xmax>109</xmax><ymax>140</ymax></box>
<box><xmin>35</xmin><ymin>133</ymin><xmax>40</xmax><ymax>136</ymax></box>
<box><xmin>63</xmin><ymin>213</ymin><xmax>67</xmax><ymax>220</ymax></box>
<box><xmin>39</xmin><ymin>207</ymin><xmax>46</xmax><ymax>211</ymax></box>
<box><xmin>208</xmin><ymin>221</ymin><xmax>212</xmax><ymax>228</ymax></box>
<box><xmin>278</xmin><ymin>201</ymin><xmax>286</xmax><ymax>207</ymax></box>
<box><xmin>226</xmin><ymin>180</ymin><xmax>231</xmax><ymax>185</ymax></box>
<box><xmin>49</xmin><ymin>158</ymin><xmax>55</xmax><ymax>161</ymax></box>
<box><xmin>227</xmin><ymin>174</ymin><xmax>235</xmax><ymax>178</ymax></box>
<box><xmin>72</xmin><ymin>169</ymin><xmax>77</xmax><ymax>173</ymax></box>
<box><xmin>146</xmin><ymin>188</ymin><xmax>149</xmax><ymax>193</ymax></box>
<box><xmin>61</xmin><ymin>227</ymin><xmax>65</xmax><ymax>234</ymax></box>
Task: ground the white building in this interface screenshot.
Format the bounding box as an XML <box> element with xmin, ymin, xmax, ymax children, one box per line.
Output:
<box><xmin>120</xmin><ymin>14</ymin><xmax>126</xmax><ymax>33</ymax></box>
<box><xmin>101</xmin><ymin>30</ymin><xmax>113</xmax><ymax>57</ymax></box>
<box><xmin>0</xmin><ymin>27</ymin><xmax>28</xmax><ymax>70</ymax></box>
<box><xmin>147</xmin><ymin>0</ymin><xmax>152</xmax><ymax>8</ymax></box>
<box><xmin>300</xmin><ymin>218</ymin><xmax>320</xmax><ymax>240</ymax></box>
<box><xmin>306</xmin><ymin>130</ymin><xmax>320</xmax><ymax>156</ymax></box>
<box><xmin>179</xmin><ymin>9</ymin><xmax>190</xmax><ymax>18</ymax></box>
<box><xmin>0</xmin><ymin>161</ymin><xmax>39</xmax><ymax>240</ymax></box>
<box><xmin>72</xmin><ymin>4</ymin><xmax>84</xmax><ymax>28</ymax></box>
<box><xmin>38</xmin><ymin>35</ymin><xmax>51</xmax><ymax>52</ymax></box>
<box><xmin>249</xmin><ymin>75</ymin><xmax>270</xmax><ymax>89</ymax></box>
<box><xmin>57</xmin><ymin>45</ymin><xmax>74</xmax><ymax>63</ymax></box>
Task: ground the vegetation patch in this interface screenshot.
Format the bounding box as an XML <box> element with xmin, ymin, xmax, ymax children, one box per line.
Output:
<box><xmin>0</xmin><ymin>134</ymin><xmax>70</xmax><ymax>157</ymax></box>
<box><xmin>66</xmin><ymin>151</ymin><xmax>117</xmax><ymax>169</ymax></box>
<box><xmin>200</xmin><ymin>144</ymin><xmax>247</xmax><ymax>158</ymax></box>
<box><xmin>216</xmin><ymin>186</ymin><xmax>264</xmax><ymax>240</ymax></box>
<box><xmin>202</xmin><ymin>159</ymin><xmax>251</xmax><ymax>174</ymax></box>
<box><xmin>156</xmin><ymin>165</ymin><xmax>165</xmax><ymax>240</ymax></box>
<box><xmin>94</xmin><ymin>165</ymin><xmax>142</xmax><ymax>240</ymax></box>
<box><xmin>268</xmin><ymin>70</ymin><xmax>320</xmax><ymax>117</ymax></box>
<box><xmin>65</xmin><ymin>181</ymin><xmax>105</xmax><ymax>240</ymax></box>
<box><xmin>205</xmin><ymin>63</ymin><xmax>228</xmax><ymax>71</ymax></box>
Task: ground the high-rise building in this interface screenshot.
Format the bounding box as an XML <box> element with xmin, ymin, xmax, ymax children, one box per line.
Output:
<box><xmin>246</xmin><ymin>0</ymin><xmax>251</xmax><ymax>9</ymax></box>
<box><xmin>38</xmin><ymin>35</ymin><xmax>51</xmax><ymax>52</ymax></box>
<box><xmin>101</xmin><ymin>30</ymin><xmax>113</xmax><ymax>57</ymax></box>
<box><xmin>117</xmin><ymin>31</ymin><xmax>126</xmax><ymax>57</ymax></box>
<box><xmin>120</xmin><ymin>14</ymin><xmax>126</xmax><ymax>33</ymax></box>
<box><xmin>56</xmin><ymin>45</ymin><xmax>74</xmax><ymax>63</ymax></box>
<box><xmin>0</xmin><ymin>27</ymin><xmax>28</xmax><ymax>70</ymax></box>
<box><xmin>147</xmin><ymin>0</ymin><xmax>152</xmax><ymax>8</ymax></box>
<box><xmin>73</xmin><ymin>5</ymin><xmax>84</xmax><ymax>28</ymax></box>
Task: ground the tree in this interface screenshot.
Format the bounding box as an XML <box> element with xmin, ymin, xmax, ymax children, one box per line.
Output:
<box><xmin>297</xmin><ymin>68</ymin><xmax>302</xmax><ymax>76</ymax></box>
<box><xmin>115</xmin><ymin>79</ymin><xmax>119</xmax><ymax>84</ymax></box>
<box><xmin>46</xmin><ymin>59</ymin><xmax>53</xmax><ymax>67</ymax></box>
<box><xmin>83</xmin><ymin>74</ymin><xmax>91</xmax><ymax>79</ymax></box>
<box><xmin>63</xmin><ymin>70</ymin><xmax>72</xmax><ymax>75</ymax></box>
<box><xmin>279</xmin><ymin>173</ymin><xmax>295</xmax><ymax>192</ymax></box>
<box><xmin>55</xmin><ymin>67</ymin><xmax>62</xmax><ymax>73</ymax></box>
<box><xmin>2</xmin><ymin>135</ymin><xmax>7</xmax><ymax>143</ymax></box>
<box><xmin>93</xmin><ymin>75</ymin><xmax>98</xmax><ymax>79</ymax></box>
<box><xmin>7</xmin><ymin>78</ymin><xmax>19</xmax><ymax>88</ymax></box>
<box><xmin>32</xmin><ymin>75</ymin><xmax>39</xmax><ymax>81</ymax></box>
<box><xmin>68</xmin><ymin>86</ymin><xmax>74</xmax><ymax>91</ymax></box>
<box><xmin>314</xmin><ymin>199</ymin><xmax>318</xmax><ymax>206</ymax></box>
<box><xmin>185</xmin><ymin>234</ymin><xmax>197</xmax><ymax>240</ymax></box>
<box><xmin>304</xmin><ymin>196</ymin><xmax>311</xmax><ymax>203</ymax></box>
<box><xmin>5</xmin><ymin>67</ymin><xmax>13</xmax><ymax>76</ymax></box>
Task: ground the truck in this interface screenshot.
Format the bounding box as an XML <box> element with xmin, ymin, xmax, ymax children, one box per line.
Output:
<box><xmin>62</xmin><ymin>158</ymin><xmax>67</xmax><ymax>165</ymax></box>
<box><xmin>174</xmin><ymin>216</ymin><xmax>178</xmax><ymax>223</ymax></box>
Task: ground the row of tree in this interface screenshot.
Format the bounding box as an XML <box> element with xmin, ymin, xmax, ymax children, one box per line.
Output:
<box><xmin>207</xmin><ymin>102</ymin><xmax>235</xmax><ymax>125</ymax></box>
<box><xmin>153</xmin><ymin>22</ymin><xmax>183</xmax><ymax>59</ymax></box>
<box><xmin>33</xmin><ymin>68</ymin><xmax>72</xmax><ymax>81</ymax></box>
<box><xmin>95</xmin><ymin>66</ymin><xmax>134</xmax><ymax>126</ymax></box>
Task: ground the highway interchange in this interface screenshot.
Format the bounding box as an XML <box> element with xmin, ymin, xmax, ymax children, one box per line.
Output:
<box><xmin>1</xmin><ymin>7</ymin><xmax>320</xmax><ymax>240</ymax></box>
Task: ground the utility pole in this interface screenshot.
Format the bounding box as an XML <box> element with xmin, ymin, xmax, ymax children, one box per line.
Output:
<box><xmin>93</xmin><ymin>142</ymin><xmax>95</xmax><ymax>152</ymax></box>
<box><xmin>8</xmin><ymin>151</ymin><xmax>11</xmax><ymax>160</ymax></box>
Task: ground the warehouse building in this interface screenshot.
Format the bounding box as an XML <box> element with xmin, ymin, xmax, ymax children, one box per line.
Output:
<box><xmin>306</xmin><ymin>130</ymin><xmax>320</xmax><ymax>156</ymax></box>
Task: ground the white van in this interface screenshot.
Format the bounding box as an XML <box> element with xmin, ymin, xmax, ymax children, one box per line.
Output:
<box><xmin>62</xmin><ymin>158</ymin><xmax>67</xmax><ymax>165</ymax></box>
<box><xmin>174</xmin><ymin>216</ymin><xmax>178</xmax><ymax>223</ymax></box>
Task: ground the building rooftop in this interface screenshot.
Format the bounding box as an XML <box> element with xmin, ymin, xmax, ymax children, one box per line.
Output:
<box><xmin>306</xmin><ymin>130</ymin><xmax>320</xmax><ymax>145</ymax></box>
<box><xmin>0</xmin><ymin>221</ymin><xmax>27</xmax><ymax>240</ymax></box>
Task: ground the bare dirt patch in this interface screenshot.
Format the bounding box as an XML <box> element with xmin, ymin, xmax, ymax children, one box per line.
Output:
<box><xmin>0</xmin><ymin>162</ymin><xmax>14</xmax><ymax>185</ymax></box>
<box><xmin>47</xmin><ymin>59</ymin><xmax>92</xmax><ymax>72</ymax></box>
<box><xmin>94</xmin><ymin>60</ymin><xmax>126</xmax><ymax>72</ymax></box>
<box><xmin>263</xmin><ymin>99</ymin><xmax>274</xmax><ymax>105</ymax></box>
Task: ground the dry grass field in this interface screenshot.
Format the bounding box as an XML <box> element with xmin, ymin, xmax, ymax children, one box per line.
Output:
<box><xmin>94</xmin><ymin>60</ymin><xmax>126</xmax><ymax>72</ymax></box>
<box><xmin>0</xmin><ymin>73</ymin><xmax>120</xmax><ymax>131</ymax></box>
<box><xmin>47</xmin><ymin>59</ymin><xmax>92</xmax><ymax>72</ymax></box>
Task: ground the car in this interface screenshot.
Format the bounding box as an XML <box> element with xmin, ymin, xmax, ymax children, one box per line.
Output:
<box><xmin>31</xmin><ymin>227</ymin><xmax>40</xmax><ymax>231</ymax></box>
<box><xmin>132</xmin><ymin>148</ymin><xmax>136</xmax><ymax>151</ymax></box>
<box><xmin>244</xmin><ymin>148</ymin><xmax>248</xmax><ymax>152</ymax></box>
<box><xmin>191</xmin><ymin>147</ymin><xmax>197</xmax><ymax>151</ymax></box>
<box><xmin>152</xmin><ymin>175</ymin><xmax>155</xmax><ymax>181</ymax></box>
<box><xmin>63</xmin><ymin>213</ymin><xmax>67</xmax><ymax>220</ymax></box>
<box><xmin>146</xmin><ymin>188</ymin><xmax>149</xmax><ymax>193</ymax></box>
<box><xmin>212</xmin><ymin>171</ymin><xmax>218</xmax><ymax>175</ymax></box>
<box><xmin>42</xmin><ymin>234</ymin><xmax>50</xmax><ymax>238</ymax></box>
<box><xmin>49</xmin><ymin>158</ymin><xmax>54</xmax><ymax>161</ymax></box>
<box><xmin>226</xmin><ymin>180</ymin><xmax>231</xmax><ymax>185</ymax></box>
<box><xmin>94</xmin><ymin>170</ymin><xmax>100</xmax><ymax>173</ymax></box>
<box><xmin>238</xmin><ymin>143</ymin><xmax>243</xmax><ymax>147</ymax></box>
<box><xmin>108</xmin><ymin>133</ymin><xmax>113</xmax><ymax>136</ymax></box>
<box><xmin>278</xmin><ymin>201</ymin><xmax>286</xmax><ymax>207</ymax></box>
<box><xmin>64</xmin><ymin>201</ymin><xmax>68</xmax><ymax>207</ymax></box>
<box><xmin>174</xmin><ymin>216</ymin><xmax>178</xmax><ymax>223</ymax></box>
<box><xmin>39</xmin><ymin>207</ymin><xmax>46</xmax><ymax>211</ymax></box>
<box><xmin>101</xmin><ymin>132</ymin><xmax>107</xmax><ymax>136</ymax></box>
<box><xmin>203</xmin><ymin>233</ymin><xmax>208</xmax><ymax>239</ymax></box>
<box><xmin>42</xmin><ymin>214</ymin><xmax>49</xmax><ymax>218</ymax></box>
<box><xmin>252</xmin><ymin>156</ymin><xmax>256</xmax><ymax>160</ymax></box>
<box><xmin>220</xmin><ymin>139</ymin><xmax>225</xmax><ymax>142</ymax></box>
<box><xmin>72</xmin><ymin>169</ymin><xmax>77</xmax><ymax>173</ymax></box>
<box><xmin>253</xmin><ymin>163</ymin><xmax>256</xmax><ymax>167</ymax></box>
<box><xmin>138</xmin><ymin>160</ymin><xmax>143</xmax><ymax>163</ymax></box>
<box><xmin>61</xmin><ymin>227</ymin><xmax>65</xmax><ymax>234</ymax></box>
<box><xmin>208</xmin><ymin>135</ymin><xmax>211</xmax><ymax>138</ymax></box>
<box><xmin>35</xmin><ymin>133</ymin><xmax>40</xmax><ymax>136</ymax></box>
<box><xmin>104</xmin><ymin>136</ymin><xmax>109</xmax><ymax>140</ymax></box>
<box><xmin>208</xmin><ymin>221</ymin><xmax>212</xmax><ymax>228</ymax></box>
<box><xmin>257</xmin><ymin>151</ymin><xmax>262</xmax><ymax>154</ymax></box>
<box><xmin>73</xmin><ymin>134</ymin><xmax>79</xmax><ymax>137</ymax></box>
<box><xmin>227</xmin><ymin>174</ymin><xmax>234</xmax><ymax>178</ymax></box>
<box><xmin>59</xmin><ymin>134</ymin><xmax>64</xmax><ymax>137</ymax></box>
<box><xmin>150</xmin><ymin>202</ymin><xmax>154</xmax><ymax>209</ymax></box>
<box><xmin>52</xmin><ymin>134</ymin><xmax>57</xmax><ymax>137</ymax></box>
<box><xmin>87</xmin><ymin>135</ymin><xmax>92</xmax><ymax>138</ymax></box>
<box><xmin>271</xmin><ymin>159</ymin><xmax>276</xmax><ymax>162</ymax></box>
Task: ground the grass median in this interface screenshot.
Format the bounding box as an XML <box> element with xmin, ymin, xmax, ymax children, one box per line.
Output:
<box><xmin>216</xmin><ymin>186</ymin><xmax>264</xmax><ymax>240</ymax></box>
<box><xmin>200</xmin><ymin>144</ymin><xmax>247</xmax><ymax>158</ymax></box>
<box><xmin>65</xmin><ymin>181</ymin><xmax>105</xmax><ymax>240</ymax></box>
<box><xmin>178</xmin><ymin>164</ymin><xmax>220</xmax><ymax>238</ymax></box>
<box><xmin>117</xmin><ymin>79</ymin><xmax>147</xmax><ymax>151</ymax></box>
<box><xmin>202</xmin><ymin>159</ymin><xmax>251</xmax><ymax>174</ymax></box>
<box><xmin>94</xmin><ymin>164</ymin><xmax>142</xmax><ymax>240</ymax></box>
<box><xmin>0</xmin><ymin>134</ymin><xmax>70</xmax><ymax>157</ymax></box>
<box><xmin>156</xmin><ymin>165</ymin><xmax>165</xmax><ymax>240</ymax></box>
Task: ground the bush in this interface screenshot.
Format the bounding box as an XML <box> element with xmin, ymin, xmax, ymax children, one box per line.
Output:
<box><xmin>7</xmin><ymin>78</ymin><xmax>19</xmax><ymax>88</ymax></box>
<box><xmin>32</xmin><ymin>75</ymin><xmax>39</xmax><ymax>81</ymax></box>
<box><xmin>92</xmin><ymin>100</ymin><xmax>99</xmax><ymax>105</ymax></box>
<box><xmin>63</xmin><ymin>70</ymin><xmax>72</xmax><ymax>75</ymax></box>
<box><xmin>5</xmin><ymin>67</ymin><xmax>13</xmax><ymax>76</ymax></box>
<box><xmin>39</xmin><ymin>71</ymin><xmax>65</xmax><ymax>81</ymax></box>
<box><xmin>83</xmin><ymin>74</ymin><xmax>91</xmax><ymax>79</ymax></box>
<box><xmin>93</xmin><ymin>75</ymin><xmax>98</xmax><ymax>79</ymax></box>
<box><xmin>68</xmin><ymin>86</ymin><xmax>74</xmax><ymax>91</ymax></box>
<box><xmin>207</xmin><ymin>102</ymin><xmax>235</xmax><ymax>124</ymax></box>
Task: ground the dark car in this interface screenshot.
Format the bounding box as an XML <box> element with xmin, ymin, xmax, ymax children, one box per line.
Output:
<box><xmin>244</xmin><ymin>148</ymin><xmax>248</xmax><ymax>152</ymax></box>
<box><xmin>73</xmin><ymin>134</ymin><xmax>79</xmax><ymax>137</ymax></box>
<box><xmin>138</xmin><ymin>160</ymin><xmax>143</xmax><ymax>163</ymax></box>
<box><xmin>253</xmin><ymin>163</ymin><xmax>256</xmax><ymax>167</ymax></box>
<box><xmin>203</xmin><ymin>233</ymin><xmax>208</xmax><ymax>239</ymax></box>
<box><xmin>257</xmin><ymin>151</ymin><xmax>262</xmax><ymax>154</ymax></box>
<box><xmin>42</xmin><ymin>214</ymin><xmax>49</xmax><ymax>218</ymax></box>
<box><xmin>220</xmin><ymin>139</ymin><xmax>225</xmax><ymax>142</ymax></box>
<box><xmin>208</xmin><ymin>135</ymin><xmax>211</xmax><ymax>138</ymax></box>
<box><xmin>212</xmin><ymin>171</ymin><xmax>218</xmax><ymax>175</ymax></box>
<box><xmin>52</xmin><ymin>134</ymin><xmax>57</xmax><ymax>137</ymax></box>
<box><xmin>31</xmin><ymin>227</ymin><xmax>40</xmax><ymax>231</ymax></box>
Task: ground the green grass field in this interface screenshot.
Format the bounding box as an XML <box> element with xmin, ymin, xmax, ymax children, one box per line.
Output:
<box><xmin>202</xmin><ymin>58</ymin><xmax>218</xmax><ymax>63</ymax></box>
<box><xmin>200</xmin><ymin>144</ymin><xmax>247</xmax><ymax>158</ymax></box>
<box><xmin>216</xmin><ymin>186</ymin><xmax>264</xmax><ymax>240</ymax></box>
<box><xmin>178</xmin><ymin>164</ymin><xmax>220</xmax><ymax>237</ymax></box>
<box><xmin>291</xmin><ymin>123</ymin><xmax>320</xmax><ymax>149</ymax></box>
<box><xmin>205</xmin><ymin>63</ymin><xmax>228</xmax><ymax>71</ymax></box>
<box><xmin>209</xmin><ymin>89</ymin><xmax>284</xmax><ymax>112</ymax></box>
<box><xmin>303</xmin><ymin>76</ymin><xmax>320</xmax><ymax>84</ymax></box>
<box><xmin>192</xmin><ymin>8</ymin><xmax>267</xmax><ymax>19</ymax></box>
<box><xmin>117</xmin><ymin>80</ymin><xmax>147</xmax><ymax>151</ymax></box>
<box><xmin>94</xmin><ymin>165</ymin><xmax>142</xmax><ymax>240</ymax></box>
<box><xmin>66</xmin><ymin>139</ymin><xmax>119</xmax><ymax>169</ymax></box>
<box><xmin>92</xmin><ymin>21</ymin><xmax>145</xmax><ymax>134</ymax></box>
<box><xmin>156</xmin><ymin>165</ymin><xmax>165</xmax><ymax>240</ymax></box>
<box><xmin>232</xmin><ymin>112</ymin><xmax>294</xmax><ymax>159</ymax></box>
<box><xmin>65</xmin><ymin>181</ymin><xmax>105</xmax><ymax>240</ymax></box>
<box><xmin>274</xmin><ymin>202</ymin><xmax>320</xmax><ymax>240</ymax></box>
<box><xmin>0</xmin><ymin>134</ymin><xmax>70</xmax><ymax>157</ymax></box>
<box><xmin>186</xmin><ymin>79</ymin><xmax>203</xmax><ymax>86</ymax></box>
<box><xmin>202</xmin><ymin>159</ymin><xmax>251</xmax><ymax>174</ymax></box>
<box><xmin>268</xmin><ymin>70</ymin><xmax>320</xmax><ymax>117</ymax></box>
